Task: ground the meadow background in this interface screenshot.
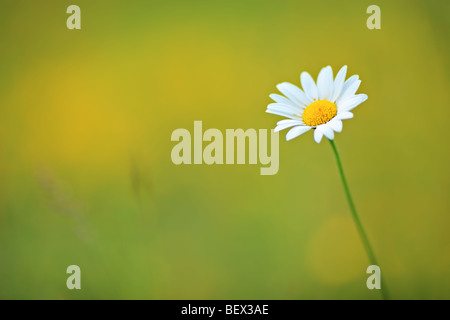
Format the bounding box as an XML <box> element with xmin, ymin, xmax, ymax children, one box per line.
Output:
<box><xmin>0</xmin><ymin>0</ymin><xmax>449</xmax><ymax>299</ymax></box>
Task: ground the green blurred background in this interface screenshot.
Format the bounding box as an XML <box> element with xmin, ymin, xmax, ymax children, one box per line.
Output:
<box><xmin>0</xmin><ymin>0</ymin><xmax>449</xmax><ymax>299</ymax></box>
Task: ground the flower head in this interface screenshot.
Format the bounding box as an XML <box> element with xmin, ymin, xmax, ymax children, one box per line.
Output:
<box><xmin>266</xmin><ymin>65</ymin><xmax>367</xmax><ymax>143</ymax></box>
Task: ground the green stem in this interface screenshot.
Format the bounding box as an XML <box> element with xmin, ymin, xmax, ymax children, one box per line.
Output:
<box><xmin>328</xmin><ymin>139</ymin><xmax>389</xmax><ymax>300</ymax></box>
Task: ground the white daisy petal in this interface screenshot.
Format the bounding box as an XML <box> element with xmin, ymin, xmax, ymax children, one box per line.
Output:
<box><xmin>342</xmin><ymin>74</ymin><xmax>359</xmax><ymax>87</ymax></box>
<box><xmin>300</xmin><ymin>72</ymin><xmax>318</xmax><ymax>101</ymax></box>
<box><xmin>269</xmin><ymin>93</ymin><xmax>298</xmax><ymax>108</ymax></box>
<box><xmin>335</xmin><ymin>111</ymin><xmax>354</xmax><ymax>120</ymax></box>
<box><xmin>331</xmin><ymin>65</ymin><xmax>347</xmax><ymax>102</ymax></box>
<box><xmin>275</xmin><ymin>120</ymin><xmax>304</xmax><ymax>132</ymax></box>
<box><xmin>267</xmin><ymin>103</ymin><xmax>301</xmax><ymax>115</ymax></box>
<box><xmin>277</xmin><ymin>119</ymin><xmax>304</xmax><ymax>126</ymax></box>
<box><xmin>317</xmin><ymin>66</ymin><xmax>334</xmax><ymax>101</ymax></box>
<box><xmin>339</xmin><ymin>94</ymin><xmax>368</xmax><ymax>112</ymax></box>
<box><xmin>276</xmin><ymin>82</ymin><xmax>311</xmax><ymax>106</ymax></box>
<box><xmin>328</xmin><ymin>118</ymin><xmax>343</xmax><ymax>132</ymax></box>
<box><xmin>336</xmin><ymin>76</ymin><xmax>360</xmax><ymax>105</ymax></box>
<box><xmin>318</xmin><ymin>124</ymin><xmax>334</xmax><ymax>140</ymax></box>
<box><xmin>313</xmin><ymin>128</ymin><xmax>324</xmax><ymax>143</ymax></box>
<box><xmin>266</xmin><ymin>109</ymin><xmax>298</xmax><ymax>120</ymax></box>
<box><xmin>286</xmin><ymin>126</ymin><xmax>311</xmax><ymax>141</ymax></box>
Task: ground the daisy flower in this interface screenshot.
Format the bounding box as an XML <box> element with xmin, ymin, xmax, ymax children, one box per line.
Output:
<box><xmin>265</xmin><ymin>66</ymin><xmax>389</xmax><ymax>299</ymax></box>
<box><xmin>266</xmin><ymin>65</ymin><xmax>368</xmax><ymax>143</ymax></box>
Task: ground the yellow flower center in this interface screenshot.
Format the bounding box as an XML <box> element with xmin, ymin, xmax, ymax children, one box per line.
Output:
<box><xmin>302</xmin><ymin>100</ymin><xmax>337</xmax><ymax>126</ymax></box>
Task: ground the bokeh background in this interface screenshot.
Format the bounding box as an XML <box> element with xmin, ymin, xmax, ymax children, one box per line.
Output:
<box><xmin>0</xmin><ymin>0</ymin><xmax>449</xmax><ymax>299</ymax></box>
